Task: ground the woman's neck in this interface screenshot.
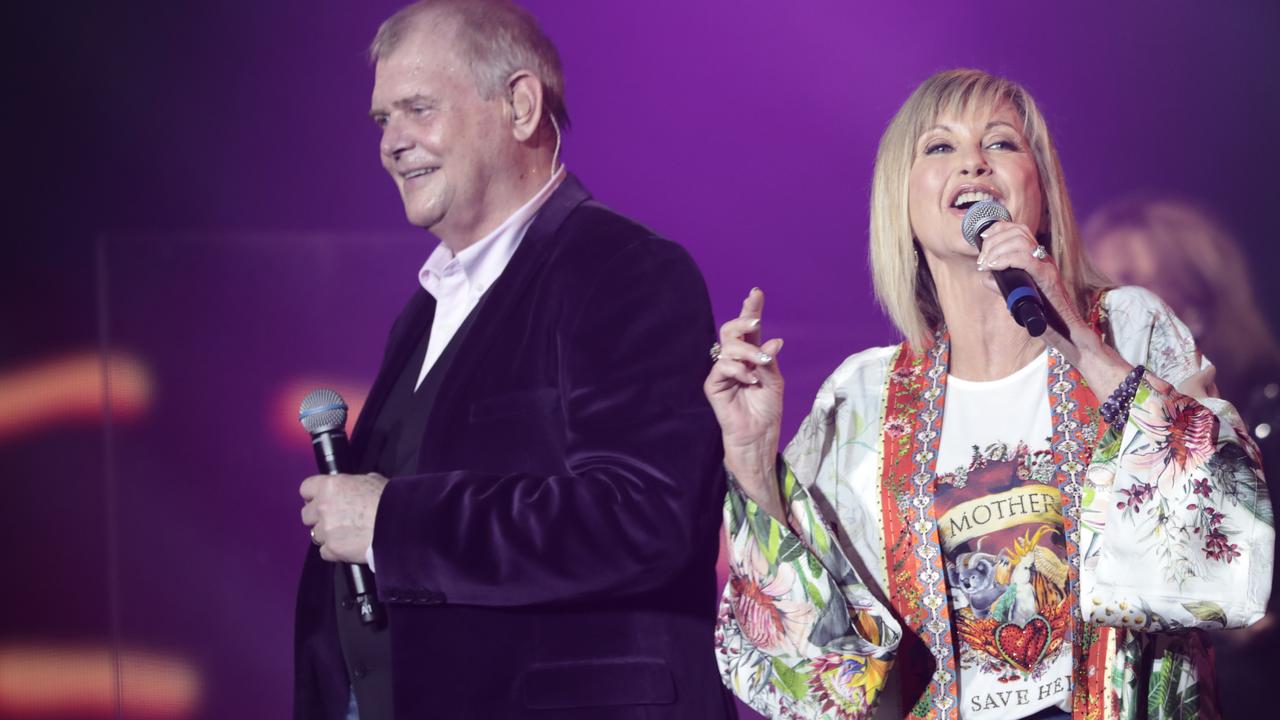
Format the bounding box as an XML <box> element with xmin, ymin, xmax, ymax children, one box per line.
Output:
<box><xmin>929</xmin><ymin>255</ymin><xmax>1046</xmax><ymax>381</ymax></box>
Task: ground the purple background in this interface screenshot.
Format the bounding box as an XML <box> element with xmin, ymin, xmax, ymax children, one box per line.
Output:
<box><xmin>6</xmin><ymin>1</ymin><xmax>1280</xmax><ymax>717</ymax></box>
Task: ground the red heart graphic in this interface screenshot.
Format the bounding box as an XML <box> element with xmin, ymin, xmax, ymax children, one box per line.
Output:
<box><xmin>994</xmin><ymin>615</ymin><xmax>1052</xmax><ymax>672</ymax></box>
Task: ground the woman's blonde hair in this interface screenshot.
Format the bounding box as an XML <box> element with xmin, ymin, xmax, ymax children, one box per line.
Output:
<box><xmin>869</xmin><ymin>69</ymin><xmax>1107</xmax><ymax>350</ymax></box>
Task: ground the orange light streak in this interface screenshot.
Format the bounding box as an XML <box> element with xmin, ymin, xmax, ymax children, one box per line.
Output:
<box><xmin>0</xmin><ymin>351</ymin><xmax>152</xmax><ymax>441</ymax></box>
<box><xmin>0</xmin><ymin>644</ymin><xmax>200</xmax><ymax>718</ymax></box>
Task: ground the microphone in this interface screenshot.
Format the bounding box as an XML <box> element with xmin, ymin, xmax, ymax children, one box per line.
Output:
<box><xmin>961</xmin><ymin>200</ymin><xmax>1048</xmax><ymax>337</ymax></box>
<box><xmin>299</xmin><ymin>388</ymin><xmax>383</xmax><ymax>626</ymax></box>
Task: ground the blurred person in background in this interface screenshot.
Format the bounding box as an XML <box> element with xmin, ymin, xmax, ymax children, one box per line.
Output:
<box><xmin>1086</xmin><ymin>197</ymin><xmax>1280</xmax><ymax>718</ymax></box>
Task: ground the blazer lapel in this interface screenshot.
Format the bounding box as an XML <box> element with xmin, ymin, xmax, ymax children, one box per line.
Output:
<box><xmin>416</xmin><ymin>174</ymin><xmax>592</xmax><ymax>460</ymax></box>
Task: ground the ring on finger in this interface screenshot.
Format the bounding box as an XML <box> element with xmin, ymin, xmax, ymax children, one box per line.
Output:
<box><xmin>310</xmin><ymin>528</ymin><xmax>321</xmax><ymax>546</ymax></box>
<box><xmin>709</xmin><ymin>342</ymin><xmax>722</xmax><ymax>362</ymax></box>
<box><xmin>1031</xmin><ymin>245</ymin><xmax>1048</xmax><ymax>261</ymax></box>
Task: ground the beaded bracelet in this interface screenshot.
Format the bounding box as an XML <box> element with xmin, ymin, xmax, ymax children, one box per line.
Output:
<box><xmin>1100</xmin><ymin>364</ymin><xmax>1145</xmax><ymax>427</ymax></box>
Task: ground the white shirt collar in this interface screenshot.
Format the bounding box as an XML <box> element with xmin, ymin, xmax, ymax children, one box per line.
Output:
<box><xmin>419</xmin><ymin>166</ymin><xmax>567</xmax><ymax>298</ymax></box>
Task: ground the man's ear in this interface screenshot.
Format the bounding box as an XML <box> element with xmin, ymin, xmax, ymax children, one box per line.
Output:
<box><xmin>507</xmin><ymin>70</ymin><xmax>544</xmax><ymax>143</ymax></box>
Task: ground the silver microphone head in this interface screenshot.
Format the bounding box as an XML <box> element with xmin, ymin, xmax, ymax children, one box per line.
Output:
<box><xmin>299</xmin><ymin>388</ymin><xmax>348</xmax><ymax>435</ymax></box>
<box><xmin>961</xmin><ymin>199</ymin><xmax>1012</xmax><ymax>247</ymax></box>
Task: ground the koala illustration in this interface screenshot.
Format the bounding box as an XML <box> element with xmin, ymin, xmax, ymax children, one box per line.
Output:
<box><xmin>947</xmin><ymin>540</ymin><xmax>1008</xmax><ymax>619</ymax></box>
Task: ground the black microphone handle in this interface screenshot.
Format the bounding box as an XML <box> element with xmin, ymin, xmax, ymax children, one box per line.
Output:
<box><xmin>310</xmin><ymin>430</ymin><xmax>350</xmax><ymax>475</ymax></box>
<box><xmin>311</xmin><ymin>429</ymin><xmax>384</xmax><ymax>627</ymax></box>
<box><xmin>991</xmin><ymin>266</ymin><xmax>1048</xmax><ymax>337</ymax></box>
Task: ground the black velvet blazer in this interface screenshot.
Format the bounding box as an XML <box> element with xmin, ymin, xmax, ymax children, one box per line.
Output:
<box><xmin>294</xmin><ymin>176</ymin><xmax>733</xmax><ymax>719</ymax></box>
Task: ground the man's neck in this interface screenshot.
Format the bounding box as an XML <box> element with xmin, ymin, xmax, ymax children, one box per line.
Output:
<box><xmin>438</xmin><ymin>155</ymin><xmax>558</xmax><ymax>254</ymax></box>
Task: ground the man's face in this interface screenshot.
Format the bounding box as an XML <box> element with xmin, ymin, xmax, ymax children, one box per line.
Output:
<box><xmin>369</xmin><ymin>23</ymin><xmax>511</xmax><ymax>241</ymax></box>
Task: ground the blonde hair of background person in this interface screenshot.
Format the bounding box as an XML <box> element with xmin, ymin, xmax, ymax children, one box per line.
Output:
<box><xmin>870</xmin><ymin>70</ymin><xmax>1109</xmax><ymax>350</ymax></box>
<box><xmin>1084</xmin><ymin>197</ymin><xmax>1280</xmax><ymax>404</ymax></box>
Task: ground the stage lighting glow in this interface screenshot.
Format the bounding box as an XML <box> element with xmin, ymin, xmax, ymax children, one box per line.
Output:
<box><xmin>0</xmin><ymin>644</ymin><xmax>200</xmax><ymax>717</ymax></box>
<box><xmin>0</xmin><ymin>351</ymin><xmax>152</xmax><ymax>442</ymax></box>
<box><xmin>270</xmin><ymin>378</ymin><xmax>367</xmax><ymax>447</ymax></box>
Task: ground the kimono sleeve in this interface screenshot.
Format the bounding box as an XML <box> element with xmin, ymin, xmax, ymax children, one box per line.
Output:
<box><xmin>1078</xmin><ymin>288</ymin><xmax>1274</xmax><ymax>630</ymax></box>
<box><xmin>715</xmin><ymin>379</ymin><xmax>902</xmax><ymax>719</ymax></box>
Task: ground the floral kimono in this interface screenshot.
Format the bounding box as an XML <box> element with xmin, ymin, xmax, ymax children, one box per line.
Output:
<box><xmin>715</xmin><ymin>287</ymin><xmax>1273</xmax><ymax>720</ymax></box>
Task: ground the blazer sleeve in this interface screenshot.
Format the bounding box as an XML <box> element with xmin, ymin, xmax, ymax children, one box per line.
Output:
<box><xmin>369</xmin><ymin>237</ymin><xmax>725</xmax><ymax>606</ymax></box>
<box><xmin>1079</xmin><ymin>287</ymin><xmax>1274</xmax><ymax>630</ymax></box>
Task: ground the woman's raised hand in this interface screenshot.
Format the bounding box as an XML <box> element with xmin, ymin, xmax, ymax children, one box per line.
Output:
<box><xmin>704</xmin><ymin>288</ymin><xmax>787</xmax><ymax>520</ymax></box>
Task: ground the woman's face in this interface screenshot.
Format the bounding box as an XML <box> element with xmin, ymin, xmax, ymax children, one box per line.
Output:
<box><xmin>907</xmin><ymin>99</ymin><xmax>1044</xmax><ymax>263</ymax></box>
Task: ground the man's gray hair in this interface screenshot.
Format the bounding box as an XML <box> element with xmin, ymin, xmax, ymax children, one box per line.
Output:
<box><xmin>370</xmin><ymin>0</ymin><xmax>570</xmax><ymax>131</ymax></box>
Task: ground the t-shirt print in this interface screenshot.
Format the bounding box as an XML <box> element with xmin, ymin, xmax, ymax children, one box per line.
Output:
<box><xmin>935</xmin><ymin>441</ymin><xmax>1072</xmax><ymax>719</ymax></box>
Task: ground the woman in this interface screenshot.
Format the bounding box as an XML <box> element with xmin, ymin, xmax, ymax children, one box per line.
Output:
<box><xmin>706</xmin><ymin>69</ymin><xmax>1273</xmax><ymax>720</ymax></box>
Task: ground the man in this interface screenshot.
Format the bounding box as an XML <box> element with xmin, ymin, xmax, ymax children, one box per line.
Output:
<box><xmin>294</xmin><ymin>1</ymin><xmax>732</xmax><ymax>718</ymax></box>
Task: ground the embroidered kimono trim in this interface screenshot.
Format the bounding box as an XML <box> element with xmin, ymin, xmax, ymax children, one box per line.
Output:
<box><xmin>878</xmin><ymin>339</ymin><xmax>956</xmax><ymax>717</ymax></box>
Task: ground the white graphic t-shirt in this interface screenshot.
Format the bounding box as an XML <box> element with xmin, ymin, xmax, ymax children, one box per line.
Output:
<box><xmin>935</xmin><ymin>350</ymin><xmax>1072</xmax><ymax>720</ymax></box>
